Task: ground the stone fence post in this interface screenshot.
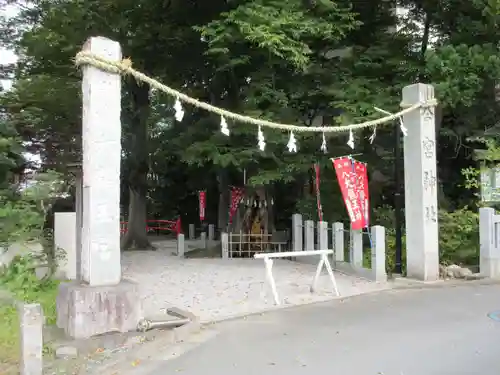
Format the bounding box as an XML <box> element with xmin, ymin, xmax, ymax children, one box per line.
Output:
<box><xmin>333</xmin><ymin>222</ymin><xmax>344</xmax><ymax>262</ymax></box>
<box><xmin>221</xmin><ymin>232</ymin><xmax>229</xmax><ymax>259</ymax></box>
<box><xmin>19</xmin><ymin>302</ymin><xmax>43</xmax><ymax>375</ymax></box>
<box><xmin>479</xmin><ymin>207</ymin><xmax>500</xmax><ymax>278</ymax></box>
<box><xmin>54</xmin><ymin>212</ymin><xmax>77</xmax><ymax>280</ymax></box>
<box><xmin>304</xmin><ymin>220</ymin><xmax>314</xmax><ymax>251</ymax></box>
<box><xmin>350</xmin><ymin>227</ymin><xmax>363</xmax><ymax>268</ymax></box>
<box><xmin>371</xmin><ymin>226</ymin><xmax>387</xmax><ymax>282</ymax></box>
<box><xmin>188</xmin><ymin>224</ymin><xmax>195</xmax><ymax>240</ymax></box>
<box><xmin>292</xmin><ymin>214</ymin><xmax>303</xmax><ymax>252</ymax></box>
<box><xmin>177</xmin><ymin>233</ymin><xmax>185</xmax><ymax>257</ymax></box>
<box><xmin>317</xmin><ymin>221</ymin><xmax>328</xmax><ymax>250</ymax></box>
<box><xmin>208</xmin><ymin>224</ymin><xmax>215</xmax><ymax>241</ymax></box>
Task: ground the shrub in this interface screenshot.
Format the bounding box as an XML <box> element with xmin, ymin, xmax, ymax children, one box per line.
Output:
<box><xmin>372</xmin><ymin>205</ymin><xmax>479</xmax><ymax>274</ymax></box>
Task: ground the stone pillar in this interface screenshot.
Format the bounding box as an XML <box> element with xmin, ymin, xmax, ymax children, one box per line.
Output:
<box><xmin>402</xmin><ymin>83</ymin><xmax>439</xmax><ymax>281</ymax></box>
<box><xmin>371</xmin><ymin>226</ymin><xmax>387</xmax><ymax>282</ymax></box>
<box><xmin>200</xmin><ymin>232</ymin><xmax>207</xmax><ymax>248</ymax></box>
<box><xmin>304</xmin><ymin>220</ymin><xmax>314</xmax><ymax>251</ymax></box>
<box><xmin>208</xmin><ymin>224</ymin><xmax>215</xmax><ymax>241</ymax></box>
<box><xmin>57</xmin><ymin>37</ymin><xmax>141</xmax><ymax>339</ymax></box>
<box><xmin>292</xmin><ymin>214</ymin><xmax>303</xmax><ymax>252</ymax></box>
<box><xmin>80</xmin><ymin>37</ymin><xmax>121</xmax><ymax>286</ymax></box>
<box><xmin>333</xmin><ymin>222</ymin><xmax>344</xmax><ymax>262</ymax></box>
<box><xmin>350</xmin><ymin>228</ymin><xmax>363</xmax><ymax>268</ymax></box>
<box><xmin>54</xmin><ymin>212</ymin><xmax>77</xmax><ymax>280</ymax></box>
<box><xmin>221</xmin><ymin>232</ymin><xmax>229</xmax><ymax>259</ymax></box>
<box><xmin>18</xmin><ymin>303</ymin><xmax>43</xmax><ymax>375</ymax></box>
<box><xmin>188</xmin><ymin>224</ymin><xmax>195</xmax><ymax>240</ymax></box>
<box><xmin>75</xmin><ymin>170</ymin><xmax>83</xmax><ymax>281</ymax></box>
<box><xmin>177</xmin><ymin>233</ymin><xmax>185</xmax><ymax>257</ymax></box>
<box><xmin>479</xmin><ymin>207</ymin><xmax>500</xmax><ymax>278</ymax></box>
<box><xmin>317</xmin><ymin>221</ymin><xmax>328</xmax><ymax>250</ymax></box>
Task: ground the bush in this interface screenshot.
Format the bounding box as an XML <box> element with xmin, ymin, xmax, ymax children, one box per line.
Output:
<box><xmin>372</xmin><ymin>205</ymin><xmax>479</xmax><ymax>274</ymax></box>
<box><xmin>0</xmin><ymin>171</ymin><xmax>66</xmax><ymax>369</ymax></box>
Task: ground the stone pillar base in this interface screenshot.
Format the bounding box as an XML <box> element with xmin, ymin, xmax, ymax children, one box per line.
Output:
<box><xmin>56</xmin><ymin>279</ymin><xmax>142</xmax><ymax>339</ymax></box>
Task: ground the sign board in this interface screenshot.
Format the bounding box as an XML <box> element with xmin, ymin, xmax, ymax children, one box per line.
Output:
<box><xmin>480</xmin><ymin>166</ymin><xmax>500</xmax><ymax>202</ymax></box>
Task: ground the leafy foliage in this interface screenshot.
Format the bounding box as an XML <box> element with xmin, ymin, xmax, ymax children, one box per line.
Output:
<box><xmin>1</xmin><ymin>0</ymin><xmax>498</xmax><ymax>261</ymax></box>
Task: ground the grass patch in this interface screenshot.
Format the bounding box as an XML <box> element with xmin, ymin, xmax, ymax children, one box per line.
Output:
<box><xmin>0</xmin><ymin>255</ymin><xmax>60</xmax><ymax>372</ymax></box>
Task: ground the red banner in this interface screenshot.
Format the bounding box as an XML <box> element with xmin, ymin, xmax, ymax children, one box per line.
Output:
<box><xmin>198</xmin><ymin>191</ymin><xmax>206</xmax><ymax>221</ymax></box>
<box><xmin>354</xmin><ymin>161</ymin><xmax>370</xmax><ymax>227</ymax></box>
<box><xmin>313</xmin><ymin>164</ymin><xmax>323</xmax><ymax>221</ymax></box>
<box><xmin>332</xmin><ymin>157</ymin><xmax>366</xmax><ymax>230</ymax></box>
<box><xmin>229</xmin><ymin>186</ymin><xmax>244</xmax><ymax>224</ymax></box>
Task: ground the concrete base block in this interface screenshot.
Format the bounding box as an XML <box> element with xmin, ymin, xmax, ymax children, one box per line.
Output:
<box><xmin>480</xmin><ymin>257</ymin><xmax>500</xmax><ymax>279</ymax></box>
<box><xmin>56</xmin><ymin>279</ymin><xmax>142</xmax><ymax>339</ymax></box>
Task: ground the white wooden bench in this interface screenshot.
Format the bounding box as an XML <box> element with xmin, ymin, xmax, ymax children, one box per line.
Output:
<box><xmin>254</xmin><ymin>250</ymin><xmax>340</xmax><ymax>305</ymax></box>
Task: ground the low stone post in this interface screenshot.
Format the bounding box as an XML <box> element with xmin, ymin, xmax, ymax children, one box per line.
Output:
<box><xmin>208</xmin><ymin>224</ymin><xmax>215</xmax><ymax>241</ymax></box>
<box><xmin>200</xmin><ymin>232</ymin><xmax>207</xmax><ymax>248</ymax></box>
<box><xmin>177</xmin><ymin>233</ymin><xmax>185</xmax><ymax>257</ymax></box>
<box><xmin>371</xmin><ymin>226</ymin><xmax>387</xmax><ymax>282</ymax></box>
<box><xmin>333</xmin><ymin>222</ymin><xmax>344</xmax><ymax>262</ymax></box>
<box><xmin>317</xmin><ymin>221</ymin><xmax>328</xmax><ymax>250</ymax></box>
<box><xmin>221</xmin><ymin>232</ymin><xmax>229</xmax><ymax>259</ymax></box>
<box><xmin>350</xmin><ymin>227</ymin><xmax>363</xmax><ymax>268</ymax></box>
<box><xmin>188</xmin><ymin>224</ymin><xmax>195</xmax><ymax>240</ymax></box>
<box><xmin>304</xmin><ymin>220</ymin><xmax>314</xmax><ymax>251</ymax></box>
<box><xmin>292</xmin><ymin>214</ymin><xmax>303</xmax><ymax>252</ymax></box>
<box><xmin>54</xmin><ymin>212</ymin><xmax>77</xmax><ymax>280</ymax></box>
<box><xmin>479</xmin><ymin>207</ymin><xmax>500</xmax><ymax>278</ymax></box>
<box><xmin>19</xmin><ymin>302</ymin><xmax>43</xmax><ymax>375</ymax></box>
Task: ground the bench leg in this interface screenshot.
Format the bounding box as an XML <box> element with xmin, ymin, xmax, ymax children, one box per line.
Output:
<box><xmin>264</xmin><ymin>257</ymin><xmax>280</xmax><ymax>305</ymax></box>
<box><xmin>323</xmin><ymin>254</ymin><xmax>340</xmax><ymax>296</ymax></box>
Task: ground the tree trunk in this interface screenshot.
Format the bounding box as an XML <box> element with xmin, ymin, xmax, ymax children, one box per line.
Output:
<box><xmin>121</xmin><ymin>79</ymin><xmax>154</xmax><ymax>250</ymax></box>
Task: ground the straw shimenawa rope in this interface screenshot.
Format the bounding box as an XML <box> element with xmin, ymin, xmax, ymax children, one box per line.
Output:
<box><xmin>74</xmin><ymin>51</ymin><xmax>437</xmax><ymax>133</ymax></box>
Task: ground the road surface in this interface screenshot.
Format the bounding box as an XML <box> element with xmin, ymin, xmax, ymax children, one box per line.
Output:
<box><xmin>148</xmin><ymin>283</ymin><xmax>500</xmax><ymax>375</ymax></box>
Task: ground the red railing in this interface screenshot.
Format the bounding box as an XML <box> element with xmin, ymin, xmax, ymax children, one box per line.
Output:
<box><xmin>120</xmin><ymin>218</ymin><xmax>182</xmax><ymax>235</ymax></box>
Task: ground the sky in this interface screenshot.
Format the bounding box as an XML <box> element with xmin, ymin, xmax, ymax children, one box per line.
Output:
<box><xmin>1</xmin><ymin>4</ymin><xmax>39</xmax><ymax>167</ymax></box>
<box><xmin>0</xmin><ymin>4</ymin><xmax>19</xmax><ymax>91</ymax></box>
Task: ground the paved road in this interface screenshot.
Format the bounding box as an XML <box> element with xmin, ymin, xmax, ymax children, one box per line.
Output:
<box><xmin>148</xmin><ymin>284</ymin><xmax>500</xmax><ymax>375</ymax></box>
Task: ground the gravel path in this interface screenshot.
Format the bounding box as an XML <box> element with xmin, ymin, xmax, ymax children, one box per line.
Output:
<box><xmin>122</xmin><ymin>246</ymin><xmax>391</xmax><ymax>322</ymax></box>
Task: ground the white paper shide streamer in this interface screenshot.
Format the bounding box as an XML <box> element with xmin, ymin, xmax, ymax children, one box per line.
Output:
<box><xmin>220</xmin><ymin>115</ymin><xmax>230</xmax><ymax>136</ymax></box>
<box><xmin>287</xmin><ymin>131</ymin><xmax>297</xmax><ymax>153</ymax></box>
<box><xmin>174</xmin><ymin>98</ymin><xmax>184</xmax><ymax>122</ymax></box>
<box><xmin>398</xmin><ymin>117</ymin><xmax>408</xmax><ymax>136</ymax></box>
<box><xmin>373</xmin><ymin>106</ymin><xmax>408</xmax><ymax>137</ymax></box>
<box><xmin>347</xmin><ymin>129</ymin><xmax>355</xmax><ymax>149</ymax></box>
<box><xmin>369</xmin><ymin>126</ymin><xmax>377</xmax><ymax>144</ymax></box>
<box><xmin>257</xmin><ymin>125</ymin><xmax>266</xmax><ymax>151</ymax></box>
<box><xmin>320</xmin><ymin>132</ymin><xmax>327</xmax><ymax>153</ymax></box>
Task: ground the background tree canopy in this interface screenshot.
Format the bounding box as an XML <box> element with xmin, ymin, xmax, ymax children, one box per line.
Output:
<box><xmin>1</xmin><ymin>0</ymin><xmax>498</xmax><ymax>262</ymax></box>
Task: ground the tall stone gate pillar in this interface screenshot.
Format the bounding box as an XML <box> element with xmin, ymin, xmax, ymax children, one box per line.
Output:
<box><xmin>56</xmin><ymin>37</ymin><xmax>142</xmax><ymax>338</ymax></box>
<box><xmin>402</xmin><ymin>83</ymin><xmax>439</xmax><ymax>281</ymax></box>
